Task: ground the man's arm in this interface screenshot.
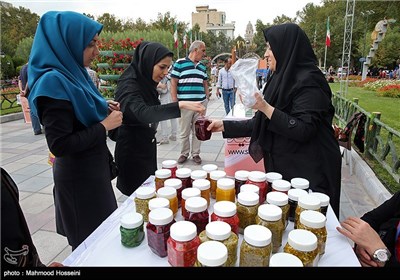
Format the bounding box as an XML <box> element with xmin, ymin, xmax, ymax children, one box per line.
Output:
<box><xmin>170</xmin><ymin>77</ymin><xmax>178</xmax><ymax>102</ymax></box>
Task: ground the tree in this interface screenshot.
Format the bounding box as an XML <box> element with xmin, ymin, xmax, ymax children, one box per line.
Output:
<box><xmin>97</xmin><ymin>13</ymin><xmax>123</xmax><ymax>33</ymax></box>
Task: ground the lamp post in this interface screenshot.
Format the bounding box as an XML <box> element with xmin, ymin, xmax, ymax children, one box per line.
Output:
<box><xmin>360</xmin><ymin>10</ymin><xmax>375</xmax><ymax>72</ymax></box>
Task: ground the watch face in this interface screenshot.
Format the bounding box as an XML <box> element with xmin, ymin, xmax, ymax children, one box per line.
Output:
<box><xmin>374</xmin><ymin>249</ymin><xmax>390</xmax><ymax>262</ymax></box>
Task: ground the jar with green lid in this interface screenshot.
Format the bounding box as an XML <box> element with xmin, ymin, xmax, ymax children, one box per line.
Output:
<box><xmin>234</xmin><ymin>170</ymin><xmax>249</xmax><ymax>196</ymax></box>
<box><xmin>266</xmin><ymin>191</ymin><xmax>289</xmax><ymax>229</ymax></box>
<box><xmin>309</xmin><ymin>192</ymin><xmax>330</xmax><ymax>216</ymax></box>
<box><xmin>148</xmin><ymin>197</ymin><xmax>170</xmax><ymax>211</ymax></box>
<box><xmin>283</xmin><ymin>229</ymin><xmax>319</xmax><ymax>267</ymax></box>
<box><xmin>155</xmin><ymin>169</ymin><xmax>171</xmax><ymax>191</ymax></box>
<box><xmin>216</xmin><ymin>177</ymin><xmax>235</xmax><ymax>202</ymax></box>
<box><xmin>236</xmin><ymin>191</ymin><xmax>259</xmax><ymax>234</ymax></box>
<box><xmin>298</xmin><ymin>210</ymin><xmax>327</xmax><ymax>257</ymax></box>
<box><xmin>195</xmin><ymin>240</ymin><xmax>228</xmax><ymax>267</ymax></box>
<box><xmin>192</xmin><ymin>179</ymin><xmax>211</xmax><ymax>206</ymax></box>
<box><xmin>290</xmin><ymin>177</ymin><xmax>310</xmax><ymax>192</ymax></box>
<box><xmin>294</xmin><ymin>193</ymin><xmax>321</xmax><ymax>229</ymax></box>
<box><xmin>164</xmin><ymin>178</ymin><xmax>184</xmax><ymax>208</ymax></box>
<box><xmin>288</xmin><ymin>188</ymin><xmax>308</xmax><ymax>222</ymax></box>
<box><xmin>209</xmin><ymin>170</ymin><xmax>226</xmax><ymax>199</ymax></box>
<box><xmin>120</xmin><ymin>212</ymin><xmax>145</xmax><ymax>248</ymax></box>
<box><xmin>134</xmin><ymin>186</ymin><xmax>156</xmax><ymax>222</ymax></box>
<box><xmin>239</xmin><ymin>224</ymin><xmax>272</xmax><ymax>267</ymax></box>
<box><xmin>269</xmin><ymin>252</ymin><xmax>303</xmax><ymax>267</ymax></box>
<box><xmin>256</xmin><ymin>204</ymin><xmax>284</xmax><ymax>253</ymax></box>
<box><xmin>199</xmin><ymin>221</ymin><xmax>238</xmax><ymax>267</ymax></box>
<box><xmin>157</xmin><ymin>186</ymin><xmax>178</xmax><ymax>217</ymax></box>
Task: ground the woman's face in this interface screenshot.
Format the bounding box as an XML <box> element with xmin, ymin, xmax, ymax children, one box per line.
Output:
<box><xmin>83</xmin><ymin>34</ymin><xmax>100</xmax><ymax>67</ymax></box>
<box><xmin>264</xmin><ymin>42</ymin><xmax>276</xmax><ymax>72</ymax></box>
<box><xmin>153</xmin><ymin>56</ymin><xmax>173</xmax><ymax>83</ymax></box>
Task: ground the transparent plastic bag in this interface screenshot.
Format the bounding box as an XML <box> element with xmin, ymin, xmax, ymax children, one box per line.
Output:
<box><xmin>230</xmin><ymin>58</ymin><xmax>261</xmax><ymax>108</ymax></box>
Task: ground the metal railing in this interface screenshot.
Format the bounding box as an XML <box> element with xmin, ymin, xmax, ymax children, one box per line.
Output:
<box><xmin>0</xmin><ymin>85</ymin><xmax>20</xmax><ymax>111</ymax></box>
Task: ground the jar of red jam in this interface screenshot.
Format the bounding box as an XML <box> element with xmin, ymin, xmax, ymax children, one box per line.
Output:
<box><xmin>246</xmin><ymin>171</ymin><xmax>267</xmax><ymax>204</ymax></box>
<box><xmin>146</xmin><ymin>208</ymin><xmax>176</xmax><ymax>258</ymax></box>
<box><xmin>192</xmin><ymin>179</ymin><xmax>211</xmax><ymax>207</ymax></box>
<box><xmin>167</xmin><ymin>221</ymin><xmax>201</xmax><ymax>267</ymax></box>
<box><xmin>155</xmin><ymin>169</ymin><xmax>171</xmax><ymax>191</ymax></box>
<box><xmin>211</xmin><ymin>201</ymin><xmax>240</xmax><ymax>235</ymax></box>
<box><xmin>271</xmin><ymin>179</ymin><xmax>291</xmax><ymax>194</ymax></box>
<box><xmin>181</xmin><ymin>187</ymin><xmax>201</xmax><ymax>217</ymax></box>
<box><xmin>164</xmin><ymin>178</ymin><xmax>184</xmax><ymax>208</ymax></box>
<box><xmin>176</xmin><ymin>167</ymin><xmax>192</xmax><ymax>189</ymax></box>
<box><xmin>234</xmin><ymin>170</ymin><xmax>249</xmax><ymax>196</ymax></box>
<box><xmin>209</xmin><ymin>170</ymin><xmax>226</xmax><ymax>199</ymax></box>
<box><xmin>184</xmin><ymin>196</ymin><xmax>209</xmax><ymax>234</ymax></box>
<box><xmin>195</xmin><ymin>116</ymin><xmax>212</xmax><ymax>141</ymax></box>
<box><xmin>265</xmin><ymin>172</ymin><xmax>282</xmax><ymax>193</ymax></box>
<box><xmin>162</xmin><ymin>160</ymin><xmax>178</xmax><ymax>178</ymax></box>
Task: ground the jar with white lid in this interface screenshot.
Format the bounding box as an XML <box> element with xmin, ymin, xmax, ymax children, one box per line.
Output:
<box><xmin>184</xmin><ymin>196</ymin><xmax>209</xmax><ymax>234</ymax></box>
<box><xmin>265</xmin><ymin>172</ymin><xmax>282</xmax><ymax>193</ymax></box>
<box><xmin>167</xmin><ymin>221</ymin><xmax>201</xmax><ymax>267</ymax></box>
<box><xmin>164</xmin><ymin>178</ymin><xmax>183</xmax><ymax>208</ymax></box>
<box><xmin>288</xmin><ymin>188</ymin><xmax>308</xmax><ymax>222</ymax></box>
<box><xmin>239</xmin><ymin>224</ymin><xmax>272</xmax><ymax>267</ymax></box>
<box><xmin>146</xmin><ymin>208</ymin><xmax>175</xmax><ymax>257</ymax></box>
<box><xmin>181</xmin><ymin>187</ymin><xmax>201</xmax><ymax>217</ymax></box>
<box><xmin>236</xmin><ymin>191</ymin><xmax>259</xmax><ymax>234</ymax></box>
<box><xmin>157</xmin><ymin>186</ymin><xmax>178</xmax><ymax>217</ymax></box>
<box><xmin>176</xmin><ymin>167</ymin><xmax>192</xmax><ymax>189</ymax></box>
<box><xmin>162</xmin><ymin>159</ymin><xmax>178</xmax><ymax>178</ymax></box>
<box><xmin>196</xmin><ymin>240</ymin><xmax>228</xmax><ymax>267</ymax></box>
<box><xmin>234</xmin><ymin>170</ymin><xmax>249</xmax><ymax>196</ymax></box>
<box><xmin>198</xmin><ymin>221</ymin><xmax>238</xmax><ymax>267</ymax></box>
<box><xmin>155</xmin><ymin>169</ymin><xmax>171</xmax><ymax>191</ymax></box>
<box><xmin>148</xmin><ymin>197</ymin><xmax>170</xmax><ymax>211</ymax></box>
<box><xmin>202</xmin><ymin>164</ymin><xmax>218</xmax><ymax>180</ymax></box>
<box><xmin>256</xmin><ymin>204</ymin><xmax>284</xmax><ymax>253</ymax></box>
<box><xmin>294</xmin><ymin>194</ymin><xmax>321</xmax><ymax>229</ymax></box>
<box><xmin>209</xmin><ymin>170</ymin><xmax>226</xmax><ymax>199</ymax></box>
<box><xmin>309</xmin><ymin>192</ymin><xmax>330</xmax><ymax>216</ymax></box>
<box><xmin>266</xmin><ymin>191</ymin><xmax>290</xmax><ymax>228</ymax></box>
<box><xmin>246</xmin><ymin>171</ymin><xmax>268</xmax><ymax>204</ymax></box>
<box><xmin>192</xmin><ymin>179</ymin><xmax>211</xmax><ymax>206</ymax></box>
<box><xmin>269</xmin><ymin>252</ymin><xmax>303</xmax><ymax>267</ymax></box>
<box><xmin>120</xmin><ymin>212</ymin><xmax>145</xmax><ymax>248</ymax></box>
<box><xmin>290</xmin><ymin>177</ymin><xmax>310</xmax><ymax>192</ymax></box>
<box><xmin>134</xmin><ymin>186</ymin><xmax>156</xmax><ymax>222</ymax></box>
<box><xmin>190</xmin><ymin>170</ymin><xmax>207</xmax><ymax>187</ymax></box>
<box><xmin>216</xmin><ymin>177</ymin><xmax>235</xmax><ymax>202</ymax></box>
<box><xmin>298</xmin><ymin>210</ymin><xmax>327</xmax><ymax>257</ymax></box>
<box><xmin>271</xmin><ymin>179</ymin><xmax>291</xmax><ymax>194</ymax></box>
<box><xmin>240</xmin><ymin>183</ymin><xmax>259</xmax><ymax>194</ymax></box>
<box><xmin>283</xmin><ymin>229</ymin><xmax>319</xmax><ymax>267</ymax></box>
<box><xmin>211</xmin><ymin>201</ymin><xmax>239</xmax><ymax>235</ymax></box>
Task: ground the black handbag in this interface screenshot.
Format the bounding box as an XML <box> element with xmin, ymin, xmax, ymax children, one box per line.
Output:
<box><xmin>108</xmin><ymin>150</ymin><xmax>118</xmax><ymax>180</ymax></box>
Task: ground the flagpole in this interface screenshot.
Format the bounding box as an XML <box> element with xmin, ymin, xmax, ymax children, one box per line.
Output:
<box><xmin>323</xmin><ymin>44</ymin><xmax>327</xmax><ymax>71</ymax></box>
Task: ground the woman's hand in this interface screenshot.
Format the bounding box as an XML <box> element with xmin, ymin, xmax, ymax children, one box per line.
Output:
<box><xmin>100</xmin><ymin>110</ymin><xmax>123</xmax><ymax>131</ymax></box>
<box><xmin>107</xmin><ymin>100</ymin><xmax>120</xmax><ymax>112</ymax></box>
<box><xmin>179</xmin><ymin>101</ymin><xmax>206</xmax><ymax>116</ymax></box>
<box><xmin>207</xmin><ymin>119</ymin><xmax>224</xmax><ymax>133</ymax></box>
<box><xmin>250</xmin><ymin>92</ymin><xmax>274</xmax><ymax>118</ymax></box>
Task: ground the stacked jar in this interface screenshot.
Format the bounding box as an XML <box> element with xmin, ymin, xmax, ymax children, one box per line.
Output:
<box><xmin>148</xmin><ymin>197</ymin><xmax>170</xmax><ymax>211</ymax></box>
<box><xmin>211</xmin><ymin>201</ymin><xmax>240</xmax><ymax>235</ymax></box>
<box><xmin>195</xmin><ymin>241</ymin><xmax>228</xmax><ymax>267</ymax></box>
<box><xmin>164</xmin><ymin>178</ymin><xmax>184</xmax><ymax>208</ymax></box>
<box><xmin>192</xmin><ymin>179</ymin><xmax>211</xmax><ymax>206</ymax></box>
<box><xmin>291</xmin><ymin>177</ymin><xmax>310</xmax><ymax>193</ymax></box>
<box><xmin>294</xmin><ymin>194</ymin><xmax>321</xmax><ymax>229</ymax></box>
<box><xmin>246</xmin><ymin>171</ymin><xmax>268</xmax><ymax>204</ymax></box>
<box><xmin>134</xmin><ymin>186</ymin><xmax>156</xmax><ymax>222</ymax></box>
<box><xmin>309</xmin><ymin>192</ymin><xmax>330</xmax><ymax>216</ymax></box>
<box><xmin>266</xmin><ymin>191</ymin><xmax>290</xmax><ymax>229</ymax></box>
<box><xmin>202</xmin><ymin>164</ymin><xmax>218</xmax><ymax>180</ymax></box>
<box><xmin>162</xmin><ymin>159</ymin><xmax>178</xmax><ymax>178</ymax></box>
<box><xmin>298</xmin><ymin>210</ymin><xmax>327</xmax><ymax>258</ymax></box>
<box><xmin>190</xmin><ymin>170</ymin><xmax>207</xmax><ymax>187</ymax></box>
<box><xmin>265</xmin><ymin>172</ymin><xmax>282</xmax><ymax>194</ymax></box>
<box><xmin>184</xmin><ymin>196</ymin><xmax>209</xmax><ymax>234</ymax></box>
<box><xmin>181</xmin><ymin>187</ymin><xmax>201</xmax><ymax>217</ymax></box>
<box><xmin>240</xmin><ymin>184</ymin><xmax>259</xmax><ymax>195</ymax></box>
<box><xmin>157</xmin><ymin>186</ymin><xmax>178</xmax><ymax>217</ymax></box>
<box><xmin>120</xmin><ymin>212</ymin><xmax>145</xmax><ymax>248</ymax></box>
<box><xmin>271</xmin><ymin>179</ymin><xmax>291</xmax><ymax>194</ymax></box>
<box><xmin>146</xmin><ymin>208</ymin><xmax>175</xmax><ymax>257</ymax></box>
<box><xmin>209</xmin><ymin>170</ymin><xmax>226</xmax><ymax>199</ymax></box>
<box><xmin>216</xmin><ymin>178</ymin><xmax>236</xmax><ymax>202</ymax></box>
<box><xmin>236</xmin><ymin>191</ymin><xmax>259</xmax><ymax>234</ymax></box>
<box><xmin>287</xmin><ymin>188</ymin><xmax>308</xmax><ymax>222</ymax></box>
<box><xmin>283</xmin><ymin>229</ymin><xmax>319</xmax><ymax>267</ymax></box>
<box><xmin>234</xmin><ymin>170</ymin><xmax>249</xmax><ymax>196</ymax></box>
<box><xmin>239</xmin><ymin>224</ymin><xmax>272</xmax><ymax>267</ymax></box>
<box><xmin>255</xmin><ymin>204</ymin><xmax>284</xmax><ymax>253</ymax></box>
<box><xmin>176</xmin><ymin>168</ymin><xmax>192</xmax><ymax>189</ymax></box>
<box><xmin>155</xmin><ymin>169</ymin><xmax>171</xmax><ymax>191</ymax></box>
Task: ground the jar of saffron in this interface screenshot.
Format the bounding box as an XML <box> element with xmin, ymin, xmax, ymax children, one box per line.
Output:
<box><xmin>120</xmin><ymin>212</ymin><xmax>145</xmax><ymax>248</ymax></box>
<box><xmin>146</xmin><ymin>208</ymin><xmax>175</xmax><ymax>258</ymax></box>
<box><xmin>162</xmin><ymin>160</ymin><xmax>178</xmax><ymax>178</ymax></box>
<box><xmin>192</xmin><ymin>178</ymin><xmax>211</xmax><ymax>207</ymax></box>
<box><xmin>211</xmin><ymin>201</ymin><xmax>240</xmax><ymax>235</ymax></box>
<box><xmin>176</xmin><ymin>167</ymin><xmax>192</xmax><ymax>189</ymax></box>
<box><xmin>209</xmin><ymin>170</ymin><xmax>226</xmax><ymax>199</ymax></box>
<box><xmin>134</xmin><ymin>186</ymin><xmax>156</xmax><ymax>222</ymax></box>
<box><xmin>196</xmin><ymin>241</ymin><xmax>228</xmax><ymax>267</ymax></box>
<box><xmin>184</xmin><ymin>196</ymin><xmax>209</xmax><ymax>234</ymax></box>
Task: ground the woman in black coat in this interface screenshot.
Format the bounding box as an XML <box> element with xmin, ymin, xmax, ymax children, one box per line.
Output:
<box><xmin>114</xmin><ymin>42</ymin><xmax>205</xmax><ymax>196</ymax></box>
<box><xmin>208</xmin><ymin>23</ymin><xmax>342</xmax><ymax>217</ymax></box>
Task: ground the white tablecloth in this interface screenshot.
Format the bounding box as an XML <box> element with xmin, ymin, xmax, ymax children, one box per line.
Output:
<box><xmin>63</xmin><ymin>176</ymin><xmax>360</xmax><ymax>267</ymax></box>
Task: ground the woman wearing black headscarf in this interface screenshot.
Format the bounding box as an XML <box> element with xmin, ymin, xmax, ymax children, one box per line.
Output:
<box><xmin>114</xmin><ymin>41</ymin><xmax>205</xmax><ymax>196</ymax></box>
<box><xmin>208</xmin><ymin>23</ymin><xmax>342</xmax><ymax>217</ymax></box>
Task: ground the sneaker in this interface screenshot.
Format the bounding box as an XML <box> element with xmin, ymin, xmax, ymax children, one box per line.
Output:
<box><xmin>159</xmin><ymin>139</ymin><xmax>169</xmax><ymax>145</ymax></box>
<box><xmin>177</xmin><ymin>155</ymin><xmax>188</xmax><ymax>164</ymax></box>
<box><xmin>192</xmin><ymin>155</ymin><xmax>202</xmax><ymax>164</ymax></box>
<box><xmin>34</xmin><ymin>130</ymin><xmax>42</xmax><ymax>135</ymax></box>
<box><xmin>169</xmin><ymin>135</ymin><xmax>177</xmax><ymax>141</ymax></box>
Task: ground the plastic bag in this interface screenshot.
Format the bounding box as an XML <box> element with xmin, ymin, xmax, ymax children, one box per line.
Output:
<box><xmin>230</xmin><ymin>58</ymin><xmax>261</xmax><ymax>108</ymax></box>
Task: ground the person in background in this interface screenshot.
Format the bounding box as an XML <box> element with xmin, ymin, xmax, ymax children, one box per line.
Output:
<box><xmin>113</xmin><ymin>41</ymin><xmax>205</xmax><ymax>196</ymax></box>
<box><xmin>170</xmin><ymin>40</ymin><xmax>210</xmax><ymax>165</ymax></box>
<box><xmin>27</xmin><ymin>11</ymin><xmax>123</xmax><ymax>250</ymax></box>
<box><xmin>211</xmin><ymin>63</ymin><xmax>218</xmax><ymax>86</ymax></box>
<box><xmin>86</xmin><ymin>66</ymin><xmax>100</xmax><ymax>89</ymax></box>
<box><xmin>337</xmin><ymin>191</ymin><xmax>400</xmax><ymax>267</ymax></box>
<box><xmin>18</xmin><ymin>60</ymin><xmax>43</xmax><ymax>135</ymax></box>
<box><xmin>207</xmin><ymin>23</ymin><xmax>342</xmax><ymax>217</ymax></box>
<box><xmin>216</xmin><ymin>57</ymin><xmax>237</xmax><ymax>115</ymax></box>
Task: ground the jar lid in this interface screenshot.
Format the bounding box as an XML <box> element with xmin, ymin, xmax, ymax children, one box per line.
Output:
<box><xmin>164</xmin><ymin>178</ymin><xmax>182</xmax><ymax>189</ymax></box>
<box><xmin>197</xmin><ymin>241</ymin><xmax>228</xmax><ymax>267</ymax></box>
<box><xmin>269</xmin><ymin>252</ymin><xmax>303</xmax><ymax>267</ymax></box>
<box><xmin>155</xmin><ymin>168</ymin><xmax>171</xmax><ymax>179</ymax></box>
<box><xmin>176</xmin><ymin>167</ymin><xmax>191</xmax><ymax>178</ymax></box>
<box><xmin>162</xmin><ymin>159</ymin><xmax>177</xmax><ymax>168</ymax></box>
<box><xmin>202</xmin><ymin>164</ymin><xmax>218</xmax><ymax>172</ymax></box>
<box><xmin>148</xmin><ymin>208</ymin><xmax>174</xmax><ymax>225</ymax></box>
<box><xmin>290</xmin><ymin>177</ymin><xmax>310</xmax><ymax>190</ymax></box>
<box><xmin>120</xmin><ymin>212</ymin><xmax>143</xmax><ymax>229</ymax></box>
<box><xmin>257</xmin><ymin>204</ymin><xmax>282</xmax><ymax>221</ymax></box>
<box><xmin>157</xmin><ymin>186</ymin><xmax>177</xmax><ymax>199</ymax></box>
<box><xmin>240</xmin><ymin>184</ymin><xmax>259</xmax><ymax>194</ymax></box>
<box><xmin>309</xmin><ymin>192</ymin><xmax>330</xmax><ymax>207</ymax></box>
<box><xmin>191</xmin><ymin>170</ymin><xmax>207</xmax><ymax>180</ymax></box>
<box><xmin>247</xmin><ymin>171</ymin><xmax>267</xmax><ymax>182</ymax></box>
<box><xmin>206</xmin><ymin>221</ymin><xmax>231</xmax><ymax>240</ymax></box>
<box><xmin>213</xmin><ymin>201</ymin><xmax>236</xmax><ymax>217</ymax></box>
<box><xmin>300</xmin><ymin>210</ymin><xmax>326</xmax><ymax>228</ymax></box>
<box><xmin>148</xmin><ymin>197</ymin><xmax>170</xmax><ymax>210</ymax></box>
<box><xmin>185</xmin><ymin>197</ymin><xmax>208</xmax><ymax>213</ymax></box>
<box><xmin>181</xmin><ymin>187</ymin><xmax>201</xmax><ymax>200</ymax></box>
<box><xmin>192</xmin><ymin>179</ymin><xmax>210</xmax><ymax>190</ymax></box>
<box><xmin>216</xmin><ymin>178</ymin><xmax>235</xmax><ymax>190</ymax></box>
<box><xmin>288</xmin><ymin>189</ymin><xmax>308</xmax><ymax>201</ymax></box>
<box><xmin>243</xmin><ymin>224</ymin><xmax>271</xmax><ymax>247</ymax></box>
<box><xmin>234</xmin><ymin>170</ymin><xmax>249</xmax><ymax>181</ymax></box>
<box><xmin>266</xmin><ymin>191</ymin><xmax>288</xmax><ymax>206</ymax></box>
<box><xmin>210</xmin><ymin>170</ymin><xmax>226</xmax><ymax>180</ymax></box>
<box><xmin>135</xmin><ymin>186</ymin><xmax>156</xmax><ymax>199</ymax></box>
<box><xmin>287</xmin><ymin>229</ymin><xmax>318</xmax><ymax>252</ymax></box>
<box><xmin>265</xmin><ymin>172</ymin><xmax>282</xmax><ymax>183</ymax></box>
<box><xmin>170</xmin><ymin>221</ymin><xmax>197</xmax><ymax>242</ymax></box>
<box><xmin>272</xmin><ymin>179</ymin><xmax>291</xmax><ymax>192</ymax></box>
<box><xmin>237</xmin><ymin>191</ymin><xmax>259</xmax><ymax>206</ymax></box>
<box><xmin>298</xmin><ymin>194</ymin><xmax>321</xmax><ymax>210</ymax></box>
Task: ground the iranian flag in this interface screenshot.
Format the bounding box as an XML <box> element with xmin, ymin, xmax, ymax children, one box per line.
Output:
<box><xmin>183</xmin><ymin>32</ymin><xmax>187</xmax><ymax>49</ymax></box>
<box><xmin>326</xmin><ymin>17</ymin><xmax>331</xmax><ymax>47</ymax></box>
<box><xmin>174</xmin><ymin>23</ymin><xmax>178</xmax><ymax>48</ymax></box>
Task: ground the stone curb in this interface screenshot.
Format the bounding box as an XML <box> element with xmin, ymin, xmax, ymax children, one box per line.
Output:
<box><xmin>0</xmin><ymin>112</ymin><xmax>24</xmax><ymax>123</ymax></box>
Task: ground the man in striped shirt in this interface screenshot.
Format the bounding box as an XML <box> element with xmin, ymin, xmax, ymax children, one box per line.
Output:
<box><xmin>170</xmin><ymin>41</ymin><xmax>210</xmax><ymax>164</ymax></box>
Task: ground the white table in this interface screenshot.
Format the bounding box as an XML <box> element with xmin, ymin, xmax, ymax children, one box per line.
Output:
<box><xmin>63</xmin><ymin>176</ymin><xmax>360</xmax><ymax>267</ymax></box>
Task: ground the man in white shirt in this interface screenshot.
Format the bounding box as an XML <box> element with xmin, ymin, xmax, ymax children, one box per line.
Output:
<box><xmin>216</xmin><ymin>58</ymin><xmax>237</xmax><ymax>115</ymax></box>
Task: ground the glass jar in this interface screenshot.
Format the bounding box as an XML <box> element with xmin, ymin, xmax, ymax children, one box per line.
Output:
<box><xmin>298</xmin><ymin>210</ymin><xmax>327</xmax><ymax>257</ymax></box>
<box><xmin>209</xmin><ymin>170</ymin><xmax>226</xmax><ymax>199</ymax></box>
<box><xmin>195</xmin><ymin>116</ymin><xmax>212</xmax><ymax>141</ymax></box>
<box><xmin>234</xmin><ymin>170</ymin><xmax>250</xmax><ymax>196</ymax></box>
<box><xmin>146</xmin><ymin>208</ymin><xmax>175</xmax><ymax>257</ymax></box>
<box><xmin>195</xmin><ymin>241</ymin><xmax>228</xmax><ymax>267</ymax></box>
<box><xmin>271</xmin><ymin>179</ymin><xmax>291</xmax><ymax>194</ymax></box>
<box><xmin>164</xmin><ymin>178</ymin><xmax>184</xmax><ymax>208</ymax></box>
<box><xmin>290</xmin><ymin>177</ymin><xmax>310</xmax><ymax>193</ymax></box>
<box><xmin>192</xmin><ymin>179</ymin><xmax>211</xmax><ymax>207</ymax></box>
<box><xmin>190</xmin><ymin>170</ymin><xmax>207</xmax><ymax>187</ymax></box>
<box><xmin>134</xmin><ymin>186</ymin><xmax>156</xmax><ymax>222</ymax></box>
<box><xmin>176</xmin><ymin>168</ymin><xmax>192</xmax><ymax>189</ymax></box>
<box><xmin>211</xmin><ymin>201</ymin><xmax>240</xmax><ymax>235</ymax></box>
<box><xmin>181</xmin><ymin>187</ymin><xmax>201</xmax><ymax>217</ymax></box>
<box><xmin>239</xmin><ymin>224</ymin><xmax>272</xmax><ymax>267</ymax></box>
<box><xmin>162</xmin><ymin>160</ymin><xmax>178</xmax><ymax>178</ymax></box>
<box><xmin>283</xmin><ymin>229</ymin><xmax>319</xmax><ymax>267</ymax></box>
<box><xmin>202</xmin><ymin>164</ymin><xmax>218</xmax><ymax>180</ymax></box>
<box><xmin>216</xmin><ymin>178</ymin><xmax>235</xmax><ymax>202</ymax></box>
<box><xmin>256</xmin><ymin>204</ymin><xmax>284</xmax><ymax>253</ymax></box>
<box><xmin>157</xmin><ymin>186</ymin><xmax>178</xmax><ymax>217</ymax></box>
<box><xmin>184</xmin><ymin>196</ymin><xmax>209</xmax><ymax>234</ymax></box>
<box><xmin>120</xmin><ymin>212</ymin><xmax>145</xmax><ymax>248</ymax></box>
<box><xmin>294</xmin><ymin>194</ymin><xmax>321</xmax><ymax>229</ymax></box>
<box><xmin>309</xmin><ymin>192</ymin><xmax>330</xmax><ymax>216</ymax></box>
<box><xmin>266</xmin><ymin>191</ymin><xmax>290</xmax><ymax>229</ymax></box>
<box><xmin>148</xmin><ymin>197</ymin><xmax>170</xmax><ymax>211</ymax></box>
<box><xmin>155</xmin><ymin>169</ymin><xmax>171</xmax><ymax>191</ymax></box>
<box><xmin>265</xmin><ymin>172</ymin><xmax>282</xmax><ymax>194</ymax></box>
<box><xmin>246</xmin><ymin>171</ymin><xmax>268</xmax><ymax>204</ymax></box>
<box><xmin>269</xmin><ymin>252</ymin><xmax>303</xmax><ymax>267</ymax></box>
<box><xmin>167</xmin><ymin>221</ymin><xmax>201</xmax><ymax>267</ymax></box>
<box><xmin>236</xmin><ymin>191</ymin><xmax>259</xmax><ymax>234</ymax></box>
<box><xmin>288</xmin><ymin>188</ymin><xmax>308</xmax><ymax>222</ymax></box>
<box><xmin>240</xmin><ymin>183</ymin><xmax>260</xmax><ymax>195</ymax></box>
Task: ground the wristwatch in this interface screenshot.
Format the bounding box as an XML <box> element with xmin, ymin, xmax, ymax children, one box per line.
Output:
<box><xmin>372</xmin><ymin>248</ymin><xmax>391</xmax><ymax>263</ymax></box>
